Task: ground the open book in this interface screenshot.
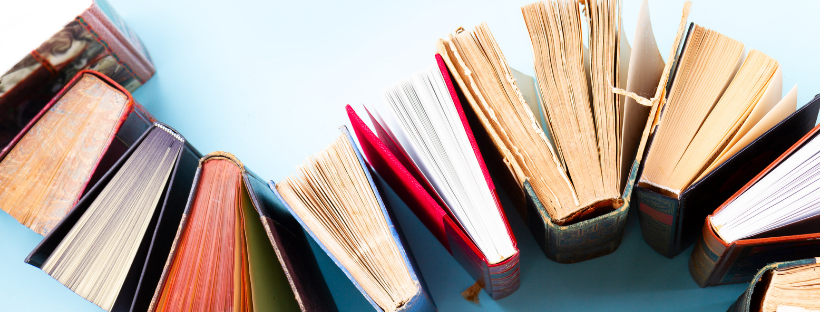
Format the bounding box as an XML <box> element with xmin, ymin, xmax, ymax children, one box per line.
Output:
<box><xmin>633</xmin><ymin>2</ymin><xmax>820</xmax><ymax>258</ymax></box>
<box><xmin>729</xmin><ymin>258</ymin><xmax>820</xmax><ymax>312</ymax></box>
<box><xmin>347</xmin><ymin>53</ymin><xmax>520</xmax><ymax>301</ymax></box>
<box><xmin>435</xmin><ymin>0</ymin><xmax>685</xmax><ymax>263</ymax></box>
<box><xmin>270</xmin><ymin>127</ymin><xmax>435</xmax><ymax>312</ymax></box>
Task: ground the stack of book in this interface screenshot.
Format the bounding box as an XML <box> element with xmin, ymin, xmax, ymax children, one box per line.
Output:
<box><xmin>2</xmin><ymin>0</ymin><xmax>820</xmax><ymax>311</ymax></box>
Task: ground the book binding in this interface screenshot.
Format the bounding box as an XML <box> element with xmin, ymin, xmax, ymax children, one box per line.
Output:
<box><xmin>727</xmin><ymin>258</ymin><xmax>819</xmax><ymax>312</ymax></box>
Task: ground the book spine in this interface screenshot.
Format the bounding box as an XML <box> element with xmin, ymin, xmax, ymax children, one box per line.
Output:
<box><xmin>688</xmin><ymin>220</ymin><xmax>728</xmax><ymax>287</ymax></box>
<box><xmin>526</xmin><ymin>182</ymin><xmax>629</xmax><ymax>263</ymax></box>
<box><xmin>636</xmin><ymin>186</ymin><xmax>682</xmax><ymax>258</ymax></box>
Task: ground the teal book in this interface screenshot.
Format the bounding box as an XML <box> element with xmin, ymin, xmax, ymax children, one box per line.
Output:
<box><xmin>728</xmin><ymin>258</ymin><xmax>820</xmax><ymax>312</ymax></box>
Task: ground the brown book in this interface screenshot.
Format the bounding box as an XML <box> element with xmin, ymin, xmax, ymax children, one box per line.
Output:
<box><xmin>0</xmin><ymin>70</ymin><xmax>154</xmax><ymax>235</ymax></box>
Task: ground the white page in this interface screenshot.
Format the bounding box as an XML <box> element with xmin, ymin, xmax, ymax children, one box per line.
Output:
<box><xmin>712</xmin><ymin>131</ymin><xmax>820</xmax><ymax>243</ymax></box>
<box><xmin>379</xmin><ymin>64</ymin><xmax>516</xmax><ymax>264</ymax></box>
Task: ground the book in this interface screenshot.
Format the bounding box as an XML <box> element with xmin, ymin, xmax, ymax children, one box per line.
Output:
<box><xmin>634</xmin><ymin>9</ymin><xmax>820</xmax><ymax>258</ymax></box>
<box><xmin>689</xmin><ymin>121</ymin><xmax>820</xmax><ymax>287</ymax></box>
<box><xmin>269</xmin><ymin>127</ymin><xmax>436</xmax><ymax>312</ymax></box>
<box><xmin>728</xmin><ymin>258</ymin><xmax>820</xmax><ymax>312</ymax></box>
<box><xmin>0</xmin><ymin>0</ymin><xmax>155</xmax><ymax>153</ymax></box>
<box><xmin>346</xmin><ymin>53</ymin><xmax>520</xmax><ymax>300</ymax></box>
<box><xmin>149</xmin><ymin>152</ymin><xmax>337</xmax><ymax>312</ymax></box>
<box><xmin>25</xmin><ymin>122</ymin><xmax>200</xmax><ymax>312</ymax></box>
<box><xmin>434</xmin><ymin>0</ymin><xmax>686</xmax><ymax>263</ymax></box>
<box><xmin>0</xmin><ymin>70</ymin><xmax>155</xmax><ymax>235</ymax></box>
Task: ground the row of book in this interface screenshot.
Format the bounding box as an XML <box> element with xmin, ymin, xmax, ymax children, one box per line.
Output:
<box><xmin>2</xmin><ymin>0</ymin><xmax>820</xmax><ymax>311</ymax></box>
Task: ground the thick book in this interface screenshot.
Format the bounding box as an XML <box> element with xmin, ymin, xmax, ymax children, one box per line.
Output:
<box><xmin>25</xmin><ymin>122</ymin><xmax>200</xmax><ymax>312</ymax></box>
<box><xmin>346</xmin><ymin>54</ymin><xmax>520</xmax><ymax>300</ymax></box>
<box><xmin>270</xmin><ymin>126</ymin><xmax>436</xmax><ymax>312</ymax></box>
<box><xmin>0</xmin><ymin>70</ymin><xmax>154</xmax><ymax>235</ymax></box>
<box><xmin>148</xmin><ymin>152</ymin><xmax>337</xmax><ymax>312</ymax></box>
<box><xmin>435</xmin><ymin>0</ymin><xmax>690</xmax><ymax>263</ymax></box>
<box><xmin>633</xmin><ymin>4</ymin><xmax>820</xmax><ymax>258</ymax></box>
<box><xmin>637</xmin><ymin>94</ymin><xmax>820</xmax><ymax>258</ymax></box>
<box><xmin>728</xmin><ymin>258</ymin><xmax>820</xmax><ymax>312</ymax></box>
<box><xmin>689</xmin><ymin>122</ymin><xmax>820</xmax><ymax>287</ymax></box>
<box><xmin>0</xmin><ymin>0</ymin><xmax>155</xmax><ymax>152</ymax></box>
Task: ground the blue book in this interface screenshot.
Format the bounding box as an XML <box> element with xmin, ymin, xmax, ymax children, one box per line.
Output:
<box><xmin>269</xmin><ymin>126</ymin><xmax>436</xmax><ymax>312</ymax></box>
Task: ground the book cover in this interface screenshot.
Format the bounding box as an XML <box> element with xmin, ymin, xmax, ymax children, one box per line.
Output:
<box><xmin>269</xmin><ymin>126</ymin><xmax>436</xmax><ymax>312</ymax></box>
<box><xmin>25</xmin><ymin>122</ymin><xmax>200</xmax><ymax>312</ymax></box>
<box><xmin>0</xmin><ymin>0</ymin><xmax>155</xmax><ymax>153</ymax></box>
<box><xmin>727</xmin><ymin>258</ymin><xmax>819</xmax><ymax>312</ymax></box>
<box><xmin>0</xmin><ymin>70</ymin><xmax>155</xmax><ymax>235</ymax></box>
<box><xmin>689</xmin><ymin>123</ymin><xmax>820</xmax><ymax>287</ymax></box>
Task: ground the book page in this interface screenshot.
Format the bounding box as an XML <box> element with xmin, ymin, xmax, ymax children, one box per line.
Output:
<box><xmin>618</xmin><ymin>0</ymin><xmax>664</xmax><ymax>191</ymax></box>
<box><xmin>702</xmin><ymin>84</ymin><xmax>797</xmax><ymax>177</ymax></box>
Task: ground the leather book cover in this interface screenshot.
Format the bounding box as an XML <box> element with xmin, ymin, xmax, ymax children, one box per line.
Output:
<box><xmin>727</xmin><ymin>258</ymin><xmax>819</xmax><ymax>312</ymax></box>
<box><xmin>344</xmin><ymin>54</ymin><xmax>520</xmax><ymax>299</ymax></box>
<box><xmin>637</xmin><ymin>94</ymin><xmax>820</xmax><ymax>258</ymax></box>
<box><xmin>269</xmin><ymin>126</ymin><xmax>437</xmax><ymax>312</ymax></box>
<box><xmin>147</xmin><ymin>152</ymin><xmax>337</xmax><ymax>312</ymax></box>
<box><xmin>0</xmin><ymin>70</ymin><xmax>154</xmax><ymax>235</ymax></box>
<box><xmin>25</xmin><ymin>122</ymin><xmax>200</xmax><ymax>312</ymax></box>
<box><xmin>0</xmin><ymin>0</ymin><xmax>155</xmax><ymax>153</ymax></box>
<box><xmin>689</xmin><ymin>124</ymin><xmax>820</xmax><ymax>287</ymax></box>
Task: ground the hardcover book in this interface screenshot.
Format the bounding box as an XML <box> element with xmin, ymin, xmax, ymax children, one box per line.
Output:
<box><xmin>346</xmin><ymin>53</ymin><xmax>520</xmax><ymax>300</ymax></box>
<box><xmin>634</xmin><ymin>15</ymin><xmax>820</xmax><ymax>258</ymax></box>
<box><xmin>0</xmin><ymin>0</ymin><xmax>155</xmax><ymax>153</ymax></box>
<box><xmin>689</xmin><ymin>121</ymin><xmax>820</xmax><ymax>287</ymax></box>
<box><xmin>728</xmin><ymin>258</ymin><xmax>820</xmax><ymax>312</ymax></box>
<box><xmin>435</xmin><ymin>0</ymin><xmax>689</xmax><ymax>263</ymax></box>
<box><xmin>270</xmin><ymin>126</ymin><xmax>436</xmax><ymax>312</ymax></box>
<box><xmin>0</xmin><ymin>70</ymin><xmax>154</xmax><ymax>235</ymax></box>
<box><xmin>25</xmin><ymin>122</ymin><xmax>200</xmax><ymax>312</ymax></box>
<box><xmin>149</xmin><ymin>152</ymin><xmax>337</xmax><ymax>312</ymax></box>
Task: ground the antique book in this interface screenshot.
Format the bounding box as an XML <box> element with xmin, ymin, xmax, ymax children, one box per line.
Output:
<box><xmin>25</xmin><ymin>123</ymin><xmax>200</xmax><ymax>312</ymax></box>
<box><xmin>634</xmin><ymin>13</ymin><xmax>820</xmax><ymax>258</ymax></box>
<box><xmin>689</xmin><ymin>122</ymin><xmax>820</xmax><ymax>287</ymax></box>
<box><xmin>435</xmin><ymin>0</ymin><xmax>687</xmax><ymax>263</ymax></box>
<box><xmin>346</xmin><ymin>54</ymin><xmax>520</xmax><ymax>300</ymax></box>
<box><xmin>270</xmin><ymin>127</ymin><xmax>435</xmax><ymax>312</ymax></box>
<box><xmin>149</xmin><ymin>152</ymin><xmax>337</xmax><ymax>312</ymax></box>
<box><xmin>0</xmin><ymin>0</ymin><xmax>155</xmax><ymax>152</ymax></box>
<box><xmin>728</xmin><ymin>258</ymin><xmax>820</xmax><ymax>312</ymax></box>
<box><xmin>0</xmin><ymin>70</ymin><xmax>154</xmax><ymax>235</ymax></box>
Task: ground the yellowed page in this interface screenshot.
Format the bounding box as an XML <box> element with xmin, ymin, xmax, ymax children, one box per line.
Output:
<box><xmin>701</xmin><ymin>83</ymin><xmax>797</xmax><ymax>176</ymax></box>
<box><xmin>618</xmin><ymin>0</ymin><xmax>664</xmax><ymax>192</ymax></box>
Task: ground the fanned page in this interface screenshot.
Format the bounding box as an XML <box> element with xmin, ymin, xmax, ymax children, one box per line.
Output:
<box><xmin>639</xmin><ymin>24</ymin><xmax>746</xmax><ymax>195</ymax></box>
<box><xmin>40</xmin><ymin>126</ymin><xmax>182</xmax><ymax>311</ymax></box>
<box><xmin>378</xmin><ymin>63</ymin><xmax>515</xmax><ymax>264</ymax></box>
<box><xmin>521</xmin><ymin>0</ymin><xmax>623</xmax><ymax>217</ymax></box>
<box><xmin>0</xmin><ymin>73</ymin><xmax>128</xmax><ymax>235</ymax></box>
<box><xmin>438</xmin><ymin>23</ymin><xmax>580</xmax><ymax>224</ymax></box>
<box><xmin>619</xmin><ymin>0</ymin><xmax>665</xmax><ymax>191</ymax></box>
<box><xmin>760</xmin><ymin>261</ymin><xmax>820</xmax><ymax>312</ymax></box>
<box><xmin>711</xmin><ymin>131</ymin><xmax>820</xmax><ymax>243</ymax></box>
<box><xmin>154</xmin><ymin>157</ymin><xmax>299</xmax><ymax>312</ymax></box>
<box><xmin>277</xmin><ymin>135</ymin><xmax>417</xmax><ymax>312</ymax></box>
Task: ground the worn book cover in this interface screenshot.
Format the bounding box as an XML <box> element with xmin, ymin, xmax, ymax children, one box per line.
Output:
<box><xmin>0</xmin><ymin>0</ymin><xmax>155</xmax><ymax>153</ymax></box>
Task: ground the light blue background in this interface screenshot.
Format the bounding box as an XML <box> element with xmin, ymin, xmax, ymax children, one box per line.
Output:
<box><xmin>2</xmin><ymin>0</ymin><xmax>819</xmax><ymax>311</ymax></box>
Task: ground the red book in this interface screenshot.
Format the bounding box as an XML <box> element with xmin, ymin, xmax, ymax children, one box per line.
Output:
<box><xmin>346</xmin><ymin>54</ymin><xmax>520</xmax><ymax>300</ymax></box>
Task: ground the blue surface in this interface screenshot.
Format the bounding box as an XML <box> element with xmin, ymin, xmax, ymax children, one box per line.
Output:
<box><xmin>2</xmin><ymin>0</ymin><xmax>820</xmax><ymax>311</ymax></box>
